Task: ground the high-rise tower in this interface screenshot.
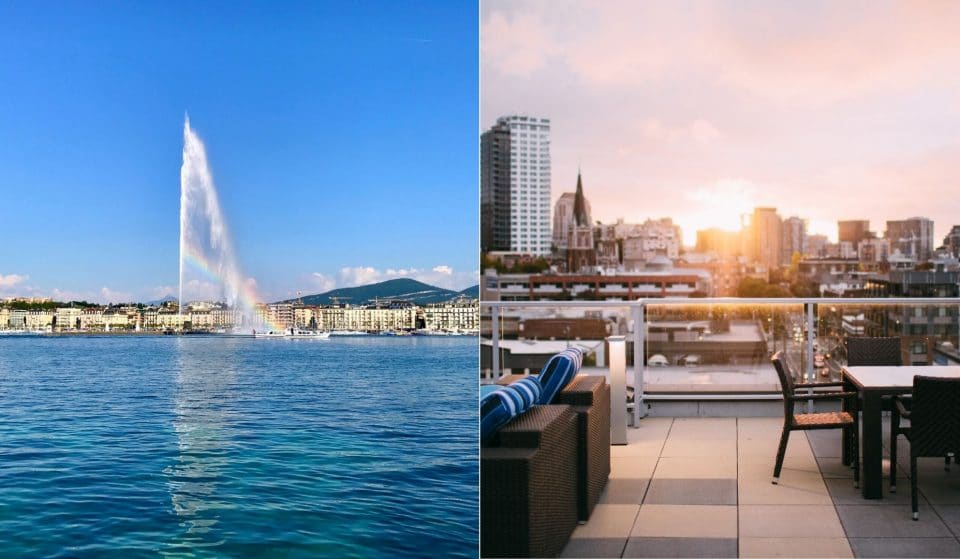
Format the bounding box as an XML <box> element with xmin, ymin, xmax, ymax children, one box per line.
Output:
<box><xmin>491</xmin><ymin>115</ymin><xmax>552</xmax><ymax>255</ymax></box>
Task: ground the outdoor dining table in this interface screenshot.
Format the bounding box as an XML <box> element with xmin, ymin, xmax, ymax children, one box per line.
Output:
<box><xmin>841</xmin><ymin>365</ymin><xmax>960</xmax><ymax>499</ymax></box>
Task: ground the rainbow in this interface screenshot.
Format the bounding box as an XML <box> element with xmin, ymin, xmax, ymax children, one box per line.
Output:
<box><xmin>181</xmin><ymin>245</ymin><xmax>285</xmax><ymax>332</ymax></box>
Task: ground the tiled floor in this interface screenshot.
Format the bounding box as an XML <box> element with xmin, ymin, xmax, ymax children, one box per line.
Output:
<box><xmin>561</xmin><ymin>417</ymin><xmax>960</xmax><ymax>558</ymax></box>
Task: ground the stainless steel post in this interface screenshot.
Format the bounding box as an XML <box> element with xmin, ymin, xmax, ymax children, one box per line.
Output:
<box><xmin>491</xmin><ymin>305</ymin><xmax>500</xmax><ymax>380</ymax></box>
<box><xmin>608</xmin><ymin>335</ymin><xmax>627</xmax><ymax>445</ymax></box>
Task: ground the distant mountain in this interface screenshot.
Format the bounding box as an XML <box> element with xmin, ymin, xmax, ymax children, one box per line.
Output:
<box><xmin>457</xmin><ymin>285</ymin><xmax>479</xmax><ymax>299</ymax></box>
<box><xmin>145</xmin><ymin>295</ymin><xmax>178</xmax><ymax>306</ymax></box>
<box><xmin>279</xmin><ymin>278</ymin><xmax>476</xmax><ymax>306</ymax></box>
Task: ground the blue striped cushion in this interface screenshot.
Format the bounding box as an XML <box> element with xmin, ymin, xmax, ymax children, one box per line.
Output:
<box><xmin>480</xmin><ymin>381</ymin><xmax>541</xmax><ymax>443</ymax></box>
<box><xmin>561</xmin><ymin>347</ymin><xmax>584</xmax><ymax>373</ymax></box>
<box><xmin>537</xmin><ymin>352</ymin><xmax>578</xmax><ymax>404</ymax></box>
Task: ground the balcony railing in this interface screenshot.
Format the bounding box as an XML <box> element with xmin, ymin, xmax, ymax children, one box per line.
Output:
<box><xmin>482</xmin><ymin>297</ymin><xmax>960</xmax><ymax>426</ymax></box>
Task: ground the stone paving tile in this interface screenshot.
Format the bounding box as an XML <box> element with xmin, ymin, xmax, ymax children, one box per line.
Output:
<box><xmin>599</xmin><ymin>478</ymin><xmax>650</xmax><ymax>505</ymax></box>
<box><xmin>931</xmin><ymin>504</ymin><xmax>960</xmax><ymax>538</ymax></box>
<box><xmin>611</xmin><ymin>456</ymin><xmax>658</xmax><ymax>479</ymax></box>
<box><xmin>560</xmin><ymin>537</ymin><xmax>626</xmax><ymax>558</ymax></box>
<box><xmin>816</xmin><ymin>454</ymin><xmax>856</xmax><ymax>479</ymax></box>
<box><xmin>631</xmin><ymin>504</ymin><xmax>737</xmax><ymax>538</ymax></box>
<box><xmin>738</xmin><ymin>537</ymin><xmax>853</xmax><ymax>558</ymax></box>
<box><xmin>653</xmin><ymin>455</ymin><xmax>737</xmax><ymax>479</ymax></box>
<box><xmin>806</xmin><ymin>428</ymin><xmax>847</xmax><ymax>458</ymax></box>
<box><xmin>622</xmin><ymin>536</ymin><xmax>737</xmax><ymax>558</ymax></box>
<box><xmin>835</xmin><ymin>504</ymin><xmax>953</xmax><ymax>537</ymax></box>
<box><xmin>739</xmin><ymin>505</ymin><xmax>846</xmax><ymax>538</ymax></box>
<box><xmin>570</xmin><ymin>504</ymin><xmax>639</xmax><ymax>539</ymax></box>
<box><xmin>668</xmin><ymin>417</ymin><xmax>737</xmax><ymax>440</ymax></box>
<box><xmin>660</xmin><ymin>438</ymin><xmax>737</xmax><ymax>458</ymax></box>
<box><xmin>644</xmin><ymin>478</ymin><xmax>737</xmax><ymax>506</ymax></box>
<box><xmin>739</xmin><ymin>462</ymin><xmax>833</xmax><ymax>505</ymax></box>
<box><xmin>825</xmin><ymin>478</ymin><xmax>916</xmax><ymax>506</ymax></box>
<box><xmin>846</xmin><ymin>537</ymin><xmax>960</xmax><ymax>558</ymax></box>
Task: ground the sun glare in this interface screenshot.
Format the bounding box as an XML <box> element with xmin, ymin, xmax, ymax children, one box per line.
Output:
<box><xmin>677</xmin><ymin>179</ymin><xmax>756</xmax><ymax>245</ymax></box>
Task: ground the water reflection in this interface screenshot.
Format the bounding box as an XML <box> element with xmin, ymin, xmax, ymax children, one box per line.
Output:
<box><xmin>163</xmin><ymin>338</ymin><xmax>237</xmax><ymax>553</ymax></box>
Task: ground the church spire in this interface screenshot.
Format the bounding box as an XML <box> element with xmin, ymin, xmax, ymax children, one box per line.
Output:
<box><xmin>573</xmin><ymin>171</ymin><xmax>589</xmax><ymax>227</ymax></box>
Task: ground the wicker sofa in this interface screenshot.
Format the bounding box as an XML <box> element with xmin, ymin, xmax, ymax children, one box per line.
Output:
<box><xmin>481</xmin><ymin>375</ymin><xmax>611</xmax><ymax>557</ymax></box>
<box><xmin>481</xmin><ymin>405</ymin><xmax>579</xmax><ymax>558</ymax></box>
<box><xmin>557</xmin><ymin>375</ymin><xmax>611</xmax><ymax>521</ymax></box>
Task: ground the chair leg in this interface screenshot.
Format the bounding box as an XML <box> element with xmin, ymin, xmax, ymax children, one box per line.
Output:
<box><xmin>852</xmin><ymin>425</ymin><xmax>859</xmax><ymax>488</ymax></box>
<box><xmin>890</xmin><ymin>404</ymin><xmax>899</xmax><ymax>493</ymax></box>
<box><xmin>912</xmin><ymin>454</ymin><xmax>919</xmax><ymax>521</ymax></box>
<box><xmin>947</xmin><ymin>454</ymin><xmax>954</xmax><ymax>472</ymax></box>
<box><xmin>773</xmin><ymin>425</ymin><xmax>790</xmax><ymax>484</ymax></box>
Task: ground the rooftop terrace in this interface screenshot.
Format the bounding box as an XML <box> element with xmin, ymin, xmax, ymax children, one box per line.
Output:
<box><xmin>560</xmin><ymin>416</ymin><xmax>960</xmax><ymax>558</ymax></box>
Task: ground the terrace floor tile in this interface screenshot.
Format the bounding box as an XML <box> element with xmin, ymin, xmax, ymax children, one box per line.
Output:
<box><xmin>622</xmin><ymin>536</ymin><xmax>737</xmax><ymax>558</ymax></box>
<box><xmin>630</xmin><ymin>504</ymin><xmax>737</xmax><ymax>539</ymax></box>
<box><xmin>570</xmin><ymin>504</ymin><xmax>639</xmax><ymax>539</ymax></box>
<box><xmin>644</xmin><ymin>478</ymin><xmax>737</xmax><ymax>506</ymax></box>
<box><xmin>599</xmin><ymin>478</ymin><xmax>650</xmax><ymax>505</ymax></box>
<box><xmin>739</xmin><ymin>505</ymin><xmax>846</xmax><ymax>538</ymax></box>
<box><xmin>738</xmin><ymin>537</ymin><xmax>853</xmax><ymax>558</ymax></box>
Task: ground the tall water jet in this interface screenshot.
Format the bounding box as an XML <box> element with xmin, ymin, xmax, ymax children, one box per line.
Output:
<box><xmin>179</xmin><ymin>116</ymin><xmax>255</xmax><ymax>326</ymax></box>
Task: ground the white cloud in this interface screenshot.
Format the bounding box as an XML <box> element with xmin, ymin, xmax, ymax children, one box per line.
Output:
<box><xmin>432</xmin><ymin>265</ymin><xmax>453</xmax><ymax>275</ymax></box>
<box><xmin>310</xmin><ymin>272</ymin><xmax>336</xmax><ymax>292</ymax></box>
<box><xmin>0</xmin><ymin>274</ymin><xmax>28</xmax><ymax>289</ymax></box>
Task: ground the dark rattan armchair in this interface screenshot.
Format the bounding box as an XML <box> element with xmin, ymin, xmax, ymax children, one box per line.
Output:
<box><xmin>846</xmin><ymin>336</ymin><xmax>905</xmax><ymax>367</ymax></box>
<box><xmin>889</xmin><ymin>376</ymin><xmax>960</xmax><ymax>520</ymax></box>
<box><xmin>771</xmin><ymin>351</ymin><xmax>859</xmax><ymax>486</ymax></box>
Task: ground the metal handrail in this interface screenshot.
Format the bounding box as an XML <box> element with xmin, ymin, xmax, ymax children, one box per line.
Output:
<box><xmin>482</xmin><ymin>296</ymin><xmax>960</xmax><ymax>426</ymax></box>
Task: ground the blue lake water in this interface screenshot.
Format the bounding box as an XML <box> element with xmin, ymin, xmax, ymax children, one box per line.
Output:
<box><xmin>0</xmin><ymin>335</ymin><xmax>478</xmax><ymax>557</ymax></box>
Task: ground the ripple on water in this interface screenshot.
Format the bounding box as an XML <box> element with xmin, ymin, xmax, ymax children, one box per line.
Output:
<box><xmin>0</xmin><ymin>336</ymin><xmax>478</xmax><ymax>557</ymax></box>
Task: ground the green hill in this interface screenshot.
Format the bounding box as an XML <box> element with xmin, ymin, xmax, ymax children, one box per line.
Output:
<box><xmin>279</xmin><ymin>278</ymin><xmax>474</xmax><ymax>306</ymax></box>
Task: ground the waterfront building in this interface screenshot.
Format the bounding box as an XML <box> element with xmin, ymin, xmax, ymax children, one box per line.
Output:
<box><xmin>420</xmin><ymin>299</ymin><xmax>480</xmax><ymax>332</ymax></box>
<box><xmin>885</xmin><ymin>217</ymin><xmax>935</xmax><ymax>261</ymax></box>
<box><xmin>55</xmin><ymin>308</ymin><xmax>83</xmax><ymax>331</ymax></box>
<box><xmin>491</xmin><ymin>115</ymin><xmax>551</xmax><ymax>255</ymax></box>
<box><xmin>0</xmin><ymin>307</ymin><xmax>9</xmax><ymax>329</ymax></box>
<box><xmin>480</xmin><ymin>121</ymin><xmax>512</xmax><ymax>252</ymax></box>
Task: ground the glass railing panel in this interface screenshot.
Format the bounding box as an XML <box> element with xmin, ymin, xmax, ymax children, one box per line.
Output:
<box><xmin>642</xmin><ymin>302</ymin><xmax>805</xmax><ymax>393</ymax></box>
<box><xmin>480</xmin><ymin>302</ymin><xmax>631</xmax><ymax>385</ymax></box>
<box><xmin>818</xmin><ymin>301</ymin><xmax>960</xmax><ymax>371</ymax></box>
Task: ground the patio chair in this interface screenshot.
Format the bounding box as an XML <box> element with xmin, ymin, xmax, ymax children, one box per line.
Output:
<box><xmin>771</xmin><ymin>351</ymin><xmax>859</xmax><ymax>486</ymax></box>
<box><xmin>889</xmin><ymin>376</ymin><xmax>960</xmax><ymax>520</ymax></box>
<box><xmin>846</xmin><ymin>336</ymin><xmax>905</xmax><ymax>368</ymax></box>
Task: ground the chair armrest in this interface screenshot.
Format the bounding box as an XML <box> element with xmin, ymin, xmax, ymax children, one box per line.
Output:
<box><xmin>894</xmin><ymin>397</ymin><xmax>911</xmax><ymax>418</ymax></box>
<box><xmin>795</xmin><ymin>381</ymin><xmax>844</xmax><ymax>388</ymax></box>
<box><xmin>788</xmin><ymin>391</ymin><xmax>858</xmax><ymax>402</ymax></box>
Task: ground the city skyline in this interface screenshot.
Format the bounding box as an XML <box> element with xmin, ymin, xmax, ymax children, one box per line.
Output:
<box><xmin>0</xmin><ymin>2</ymin><xmax>478</xmax><ymax>304</ymax></box>
<box><xmin>481</xmin><ymin>1</ymin><xmax>960</xmax><ymax>245</ymax></box>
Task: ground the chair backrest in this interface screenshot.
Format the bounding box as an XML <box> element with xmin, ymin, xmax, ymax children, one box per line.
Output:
<box><xmin>846</xmin><ymin>337</ymin><xmax>902</xmax><ymax>366</ymax></box>
<box><xmin>771</xmin><ymin>351</ymin><xmax>795</xmax><ymax>418</ymax></box>
<box><xmin>907</xmin><ymin>375</ymin><xmax>960</xmax><ymax>457</ymax></box>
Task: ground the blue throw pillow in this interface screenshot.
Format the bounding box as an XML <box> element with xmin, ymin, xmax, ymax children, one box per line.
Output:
<box><xmin>561</xmin><ymin>347</ymin><xmax>584</xmax><ymax>373</ymax></box>
<box><xmin>537</xmin><ymin>352</ymin><xmax>577</xmax><ymax>405</ymax></box>
<box><xmin>480</xmin><ymin>380</ymin><xmax>542</xmax><ymax>443</ymax></box>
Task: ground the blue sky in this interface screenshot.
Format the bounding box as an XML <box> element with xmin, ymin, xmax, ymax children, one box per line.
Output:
<box><xmin>0</xmin><ymin>1</ymin><xmax>478</xmax><ymax>304</ymax></box>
